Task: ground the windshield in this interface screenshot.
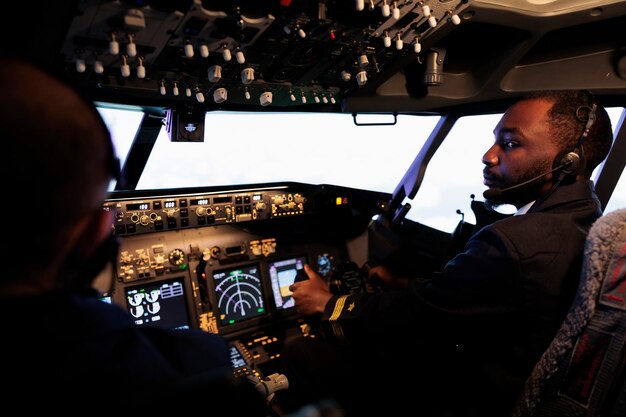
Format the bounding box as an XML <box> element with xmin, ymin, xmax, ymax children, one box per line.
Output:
<box><xmin>100</xmin><ymin>107</ymin><xmax>625</xmax><ymax>232</ymax></box>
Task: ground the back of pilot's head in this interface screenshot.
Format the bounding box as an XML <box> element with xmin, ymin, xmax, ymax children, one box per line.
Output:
<box><xmin>0</xmin><ymin>57</ymin><xmax>115</xmax><ymax>275</ymax></box>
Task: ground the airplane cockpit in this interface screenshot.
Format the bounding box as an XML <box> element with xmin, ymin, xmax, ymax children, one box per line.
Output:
<box><xmin>5</xmin><ymin>0</ymin><xmax>626</xmax><ymax>415</ymax></box>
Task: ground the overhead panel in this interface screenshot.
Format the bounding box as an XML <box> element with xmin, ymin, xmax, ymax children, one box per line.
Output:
<box><xmin>59</xmin><ymin>0</ymin><xmax>470</xmax><ymax>108</ymax></box>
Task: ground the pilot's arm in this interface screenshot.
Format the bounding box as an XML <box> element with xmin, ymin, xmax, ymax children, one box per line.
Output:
<box><xmin>290</xmin><ymin>225</ymin><xmax>524</xmax><ymax>345</ymax></box>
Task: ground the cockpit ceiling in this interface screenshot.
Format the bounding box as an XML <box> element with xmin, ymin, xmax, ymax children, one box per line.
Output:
<box><xmin>475</xmin><ymin>0</ymin><xmax>622</xmax><ymax>14</ymax></box>
<box><xmin>13</xmin><ymin>0</ymin><xmax>626</xmax><ymax>113</ymax></box>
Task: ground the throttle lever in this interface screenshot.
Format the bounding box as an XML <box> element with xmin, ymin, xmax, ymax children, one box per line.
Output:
<box><xmin>294</xmin><ymin>267</ymin><xmax>309</xmax><ymax>283</ymax></box>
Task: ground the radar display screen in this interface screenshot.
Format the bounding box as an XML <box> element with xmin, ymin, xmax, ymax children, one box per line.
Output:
<box><xmin>212</xmin><ymin>264</ymin><xmax>265</xmax><ymax>326</ymax></box>
<box><xmin>125</xmin><ymin>278</ymin><xmax>191</xmax><ymax>330</ymax></box>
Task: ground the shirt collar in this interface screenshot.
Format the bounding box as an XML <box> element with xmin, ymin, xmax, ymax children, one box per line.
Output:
<box><xmin>515</xmin><ymin>200</ymin><xmax>536</xmax><ymax>216</ymax></box>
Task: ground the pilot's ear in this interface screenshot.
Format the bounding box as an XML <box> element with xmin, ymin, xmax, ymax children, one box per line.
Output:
<box><xmin>74</xmin><ymin>208</ymin><xmax>115</xmax><ymax>257</ymax></box>
<box><xmin>54</xmin><ymin>208</ymin><xmax>116</xmax><ymax>291</ymax></box>
<box><xmin>93</xmin><ymin>208</ymin><xmax>115</xmax><ymax>244</ymax></box>
<box><xmin>62</xmin><ymin>208</ymin><xmax>113</xmax><ymax>262</ymax></box>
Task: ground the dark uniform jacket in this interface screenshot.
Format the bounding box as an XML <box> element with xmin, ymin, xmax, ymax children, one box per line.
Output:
<box><xmin>0</xmin><ymin>290</ymin><xmax>267</xmax><ymax>414</ymax></box>
<box><xmin>319</xmin><ymin>180</ymin><xmax>603</xmax><ymax>416</ymax></box>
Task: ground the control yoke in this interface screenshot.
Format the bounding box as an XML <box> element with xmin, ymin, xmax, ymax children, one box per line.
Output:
<box><xmin>368</xmin><ymin>114</ymin><xmax>459</xmax><ymax>266</ymax></box>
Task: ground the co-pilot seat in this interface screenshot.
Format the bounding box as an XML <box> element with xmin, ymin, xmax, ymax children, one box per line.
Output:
<box><xmin>513</xmin><ymin>208</ymin><xmax>626</xmax><ymax>417</ymax></box>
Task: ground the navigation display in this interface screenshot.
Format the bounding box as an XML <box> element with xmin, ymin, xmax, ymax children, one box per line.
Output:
<box><xmin>212</xmin><ymin>264</ymin><xmax>266</xmax><ymax>326</ymax></box>
<box><xmin>268</xmin><ymin>256</ymin><xmax>307</xmax><ymax>310</ymax></box>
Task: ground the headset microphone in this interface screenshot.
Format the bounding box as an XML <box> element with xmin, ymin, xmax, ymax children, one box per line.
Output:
<box><xmin>483</xmin><ymin>157</ymin><xmax>577</xmax><ymax>200</ymax></box>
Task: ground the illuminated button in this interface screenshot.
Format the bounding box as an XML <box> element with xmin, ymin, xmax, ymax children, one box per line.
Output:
<box><xmin>243</xmin><ymin>196</ymin><xmax>251</xmax><ymax>204</ymax></box>
<box><xmin>244</xmin><ymin>205</ymin><xmax>251</xmax><ymax>213</ymax></box>
<box><xmin>235</xmin><ymin>196</ymin><xmax>243</xmax><ymax>204</ymax></box>
<box><xmin>180</xmin><ymin>208</ymin><xmax>189</xmax><ymax>217</ymax></box>
<box><xmin>153</xmin><ymin>201</ymin><xmax>162</xmax><ymax>209</ymax></box>
<box><xmin>179</xmin><ymin>199</ymin><xmax>188</xmax><ymax>207</ymax></box>
<box><xmin>207</xmin><ymin>215</ymin><xmax>215</xmax><ymax>224</ymax></box>
<box><xmin>197</xmin><ymin>216</ymin><xmax>206</xmax><ymax>225</ymax></box>
<box><xmin>154</xmin><ymin>220</ymin><xmax>164</xmax><ymax>230</ymax></box>
<box><xmin>126</xmin><ymin>224</ymin><xmax>136</xmax><ymax>233</ymax></box>
<box><xmin>115</xmin><ymin>225</ymin><xmax>125</xmax><ymax>235</ymax></box>
<box><xmin>167</xmin><ymin>218</ymin><xmax>177</xmax><ymax>229</ymax></box>
<box><xmin>181</xmin><ymin>218</ymin><xmax>189</xmax><ymax>227</ymax></box>
<box><xmin>236</xmin><ymin>206</ymin><xmax>243</xmax><ymax>214</ymax></box>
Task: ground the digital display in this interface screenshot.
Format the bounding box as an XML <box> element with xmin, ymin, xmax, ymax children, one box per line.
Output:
<box><xmin>164</xmin><ymin>200</ymin><xmax>176</xmax><ymax>208</ymax></box>
<box><xmin>99</xmin><ymin>294</ymin><xmax>112</xmax><ymax>304</ymax></box>
<box><xmin>229</xmin><ymin>346</ymin><xmax>247</xmax><ymax>369</ymax></box>
<box><xmin>190</xmin><ymin>198</ymin><xmax>209</xmax><ymax>205</ymax></box>
<box><xmin>213</xmin><ymin>196</ymin><xmax>232</xmax><ymax>204</ymax></box>
<box><xmin>212</xmin><ymin>264</ymin><xmax>265</xmax><ymax>326</ymax></box>
<box><xmin>317</xmin><ymin>253</ymin><xmax>334</xmax><ymax>277</ymax></box>
<box><xmin>127</xmin><ymin>202</ymin><xmax>150</xmax><ymax>211</ymax></box>
<box><xmin>252</xmin><ymin>194</ymin><xmax>262</xmax><ymax>201</ymax></box>
<box><xmin>268</xmin><ymin>256</ymin><xmax>307</xmax><ymax>310</ymax></box>
<box><xmin>125</xmin><ymin>278</ymin><xmax>190</xmax><ymax>330</ymax></box>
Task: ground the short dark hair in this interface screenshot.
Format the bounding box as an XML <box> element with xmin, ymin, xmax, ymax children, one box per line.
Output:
<box><xmin>524</xmin><ymin>90</ymin><xmax>613</xmax><ymax>177</ymax></box>
<box><xmin>0</xmin><ymin>56</ymin><xmax>116</xmax><ymax>278</ymax></box>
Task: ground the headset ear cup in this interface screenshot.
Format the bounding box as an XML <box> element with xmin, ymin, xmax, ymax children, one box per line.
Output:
<box><xmin>553</xmin><ymin>149</ymin><xmax>584</xmax><ymax>177</ymax></box>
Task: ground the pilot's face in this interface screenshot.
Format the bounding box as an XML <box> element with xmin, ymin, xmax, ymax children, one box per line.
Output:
<box><xmin>482</xmin><ymin>98</ymin><xmax>561</xmax><ymax>208</ymax></box>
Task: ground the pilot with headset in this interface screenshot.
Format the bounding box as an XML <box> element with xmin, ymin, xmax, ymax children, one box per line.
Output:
<box><xmin>0</xmin><ymin>57</ymin><xmax>269</xmax><ymax>414</ymax></box>
<box><xmin>285</xmin><ymin>90</ymin><xmax>615</xmax><ymax>417</ymax></box>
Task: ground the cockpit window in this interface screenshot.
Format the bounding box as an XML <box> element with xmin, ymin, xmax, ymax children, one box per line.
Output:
<box><xmin>604</xmin><ymin>163</ymin><xmax>625</xmax><ymax>213</ymax></box>
<box><xmin>133</xmin><ymin>111</ymin><xmax>438</xmax><ymax>192</ymax></box>
<box><xmin>99</xmin><ymin>106</ymin><xmax>623</xmax><ymax>231</ymax></box>
<box><xmin>98</xmin><ymin>107</ymin><xmax>144</xmax><ymax>169</ymax></box>
<box><xmin>600</xmin><ymin>108</ymin><xmax>625</xmax><ymax>213</ymax></box>
<box><xmin>406</xmin><ymin>114</ymin><xmax>511</xmax><ymax>232</ymax></box>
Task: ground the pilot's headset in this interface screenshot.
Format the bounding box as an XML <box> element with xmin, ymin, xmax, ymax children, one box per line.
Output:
<box><xmin>550</xmin><ymin>90</ymin><xmax>597</xmax><ymax>184</ymax></box>
<box><xmin>524</xmin><ymin>90</ymin><xmax>598</xmax><ymax>214</ymax></box>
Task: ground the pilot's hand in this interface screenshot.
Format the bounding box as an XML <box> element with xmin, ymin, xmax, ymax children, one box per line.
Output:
<box><xmin>368</xmin><ymin>265</ymin><xmax>410</xmax><ymax>290</ymax></box>
<box><xmin>289</xmin><ymin>264</ymin><xmax>333</xmax><ymax>317</ymax></box>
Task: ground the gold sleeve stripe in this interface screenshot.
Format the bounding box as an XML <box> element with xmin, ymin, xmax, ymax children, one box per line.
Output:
<box><xmin>328</xmin><ymin>295</ymin><xmax>349</xmax><ymax>342</ymax></box>
<box><xmin>329</xmin><ymin>295</ymin><xmax>349</xmax><ymax>321</ymax></box>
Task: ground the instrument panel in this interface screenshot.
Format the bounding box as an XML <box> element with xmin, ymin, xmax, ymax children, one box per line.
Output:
<box><xmin>101</xmin><ymin>182</ymin><xmax>372</xmax><ymax>381</ymax></box>
<box><xmin>105</xmin><ymin>185</ymin><xmax>308</xmax><ymax>237</ymax></box>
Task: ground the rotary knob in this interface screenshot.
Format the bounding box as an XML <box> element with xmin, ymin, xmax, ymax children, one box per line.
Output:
<box><xmin>168</xmin><ymin>248</ymin><xmax>185</xmax><ymax>266</ymax></box>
